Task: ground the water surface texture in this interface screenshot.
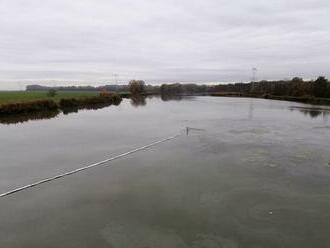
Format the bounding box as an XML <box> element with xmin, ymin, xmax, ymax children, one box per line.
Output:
<box><xmin>0</xmin><ymin>97</ymin><xmax>330</xmax><ymax>248</ymax></box>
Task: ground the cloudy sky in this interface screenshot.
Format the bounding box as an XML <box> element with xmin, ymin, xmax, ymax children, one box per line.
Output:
<box><xmin>0</xmin><ymin>0</ymin><xmax>329</xmax><ymax>89</ymax></box>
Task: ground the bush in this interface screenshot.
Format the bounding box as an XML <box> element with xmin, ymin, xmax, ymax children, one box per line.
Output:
<box><xmin>99</xmin><ymin>90</ymin><xmax>113</xmax><ymax>97</ymax></box>
<box><xmin>59</xmin><ymin>98</ymin><xmax>79</xmax><ymax>108</ymax></box>
<box><xmin>0</xmin><ymin>100</ymin><xmax>58</xmax><ymax>115</ymax></box>
<box><xmin>59</xmin><ymin>94</ymin><xmax>122</xmax><ymax>110</ymax></box>
<box><xmin>111</xmin><ymin>94</ymin><xmax>122</xmax><ymax>105</ymax></box>
<box><xmin>313</xmin><ymin>76</ymin><xmax>328</xmax><ymax>98</ymax></box>
<box><xmin>129</xmin><ymin>80</ymin><xmax>146</xmax><ymax>95</ymax></box>
<box><xmin>47</xmin><ymin>89</ymin><xmax>57</xmax><ymax>97</ymax></box>
<box><xmin>0</xmin><ymin>95</ymin><xmax>123</xmax><ymax>116</ymax></box>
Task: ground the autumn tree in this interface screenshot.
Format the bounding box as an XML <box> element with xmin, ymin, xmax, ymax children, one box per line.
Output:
<box><xmin>313</xmin><ymin>76</ymin><xmax>328</xmax><ymax>97</ymax></box>
<box><xmin>129</xmin><ymin>80</ymin><xmax>146</xmax><ymax>95</ymax></box>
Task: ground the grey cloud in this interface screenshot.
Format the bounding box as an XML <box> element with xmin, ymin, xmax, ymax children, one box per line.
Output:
<box><xmin>0</xmin><ymin>0</ymin><xmax>329</xmax><ymax>89</ymax></box>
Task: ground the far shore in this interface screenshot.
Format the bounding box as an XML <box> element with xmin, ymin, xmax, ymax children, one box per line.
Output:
<box><xmin>0</xmin><ymin>91</ymin><xmax>123</xmax><ymax>116</ymax></box>
<box><xmin>1</xmin><ymin>88</ymin><xmax>330</xmax><ymax>118</ymax></box>
<box><xmin>209</xmin><ymin>92</ymin><xmax>330</xmax><ymax>106</ymax></box>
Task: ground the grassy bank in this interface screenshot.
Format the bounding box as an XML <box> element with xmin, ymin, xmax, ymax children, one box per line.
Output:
<box><xmin>0</xmin><ymin>100</ymin><xmax>58</xmax><ymax>115</ymax></box>
<box><xmin>0</xmin><ymin>92</ymin><xmax>122</xmax><ymax>116</ymax></box>
<box><xmin>0</xmin><ymin>91</ymin><xmax>98</xmax><ymax>105</ymax></box>
<box><xmin>59</xmin><ymin>95</ymin><xmax>122</xmax><ymax>114</ymax></box>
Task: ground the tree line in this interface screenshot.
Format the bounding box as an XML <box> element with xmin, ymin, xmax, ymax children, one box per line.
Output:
<box><xmin>27</xmin><ymin>77</ymin><xmax>330</xmax><ymax>98</ymax></box>
<box><xmin>160</xmin><ymin>77</ymin><xmax>330</xmax><ymax>98</ymax></box>
<box><xmin>26</xmin><ymin>82</ymin><xmax>159</xmax><ymax>94</ymax></box>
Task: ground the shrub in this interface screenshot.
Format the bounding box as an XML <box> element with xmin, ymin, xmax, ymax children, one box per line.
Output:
<box><xmin>59</xmin><ymin>98</ymin><xmax>79</xmax><ymax>108</ymax></box>
<box><xmin>0</xmin><ymin>95</ymin><xmax>123</xmax><ymax>116</ymax></box>
<box><xmin>129</xmin><ymin>80</ymin><xmax>146</xmax><ymax>95</ymax></box>
<box><xmin>99</xmin><ymin>90</ymin><xmax>113</xmax><ymax>97</ymax></box>
<box><xmin>0</xmin><ymin>100</ymin><xmax>58</xmax><ymax>115</ymax></box>
<box><xmin>313</xmin><ymin>76</ymin><xmax>328</xmax><ymax>98</ymax></box>
<box><xmin>59</xmin><ymin>94</ymin><xmax>122</xmax><ymax>110</ymax></box>
<box><xmin>111</xmin><ymin>94</ymin><xmax>122</xmax><ymax>105</ymax></box>
<box><xmin>47</xmin><ymin>89</ymin><xmax>57</xmax><ymax>97</ymax></box>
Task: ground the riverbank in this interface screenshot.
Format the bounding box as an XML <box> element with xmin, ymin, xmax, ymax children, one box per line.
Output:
<box><xmin>0</xmin><ymin>93</ymin><xmax>122</xmax><ymax>115</ymax></box>
<box><xmin>210</xmin><ymin>92</ymin><xmax>330</xmax><ymax>105</ymax></box>
<box><xmin>0</xmin><ymin>91</ymin><xmax>99</xmax><ymax>105</ymax></box>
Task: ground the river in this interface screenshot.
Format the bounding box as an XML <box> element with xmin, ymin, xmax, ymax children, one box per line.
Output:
<box><xmin>0</xmin><ymin>96</ymin><xmax>329</xmax><ymax>248</ymax></box>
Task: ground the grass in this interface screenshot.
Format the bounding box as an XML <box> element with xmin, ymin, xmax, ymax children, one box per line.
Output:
<box><xmin>0</xmin><ymin>92</ymin><xmax>123</xmax><ymax>115</ymax></box>
<box><xmin>0</xmin><ymin>91</ymin><xmax>98</xmax><ymax>105</ymax></box>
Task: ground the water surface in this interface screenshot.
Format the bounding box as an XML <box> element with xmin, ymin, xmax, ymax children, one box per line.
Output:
<box><xmin>0</xmin><ymin>97</ymin><xmax>329</xmax><ymax>248</ymax></box>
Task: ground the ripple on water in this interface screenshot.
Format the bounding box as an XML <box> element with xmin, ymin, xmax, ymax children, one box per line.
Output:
<box><xmin>229</xmin><ymin>128</ymin><xmax>269</xmax><ymax>135</ymax></box>
<box><xmin>101</xmin><ymin>221</ymin><xmax>187</xmax><ymax>248</ymax></box>
<box><xmin>101</xmin><ymin>222</ymin><xmax>239</xmax><ymax>248</ymax></box>
<box><xmin>219</xmin><ymin>188</ymin><xmax>330</xmax><ymax>246</ymax></box>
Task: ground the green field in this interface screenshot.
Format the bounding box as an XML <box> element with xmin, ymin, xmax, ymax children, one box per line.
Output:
<box><xmin>0</xmin><ymin>91</ymin><xmax>99</xmax><ymax>105</ymax></box>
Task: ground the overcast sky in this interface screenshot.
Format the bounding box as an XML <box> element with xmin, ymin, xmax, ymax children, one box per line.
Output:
<box><xmin>0</xmin><ymin>0</ymin><xmax>329</xmax><ymax>89</ymax></box>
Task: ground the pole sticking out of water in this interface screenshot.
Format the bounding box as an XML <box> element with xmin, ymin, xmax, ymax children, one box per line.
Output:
<box><xmin>0</xmin><ymin>133</ymin><xmax>182</xmax><ymax>199</ymax></box>
<box><xmin>185</xmin><ymin>127</ymin><xmax>206</xmax><ymax>136</ymax></box>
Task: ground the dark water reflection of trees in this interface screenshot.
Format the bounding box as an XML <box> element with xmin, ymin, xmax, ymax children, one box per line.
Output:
<box><xmin>0</xmin><ymin>95</ymin><xmax>185</xmax><ymax>125</ymax></box>
<box><xmin>130</xmin><ymin>96</ymin><xmax>147</xmax><ymax>107</ymax></box>
<box><xmin>289</xmin><ymin>106</ymin><xmax>330</xmax><ymax>119</ymax></box>
<box><xmin>160</xmin><ymin>94</ymin><xmax>183</xmax><ymax>102</ymax></box>
<box><xmin>0</xmin><ymin>102</ymin><xmax>120</xmax><ymax>125</ymax></box>
<box><xmin>130</xmin><ymin>94</ymin><xmax>184</xmax><ymax>107</ymax></box>
<box><xmin>0</xmin><ymin>110</ymin><xmax>60</xmax><ymax>125</ymax></box>
<box><xmin>61</xmin><ymin>102</ymin><xmax>118</xmax><ymax>115</ymax></box>
<box><xmin>2</xmin><ymin>98</ymin><xmax>329</xmax><ymax>126</ymax></box>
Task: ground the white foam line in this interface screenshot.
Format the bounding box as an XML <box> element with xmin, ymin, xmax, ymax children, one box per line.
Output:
<box><xmin>0</xmin><ymin>134</ymin><xmax>181</xmax><ymax>198</ymax></box>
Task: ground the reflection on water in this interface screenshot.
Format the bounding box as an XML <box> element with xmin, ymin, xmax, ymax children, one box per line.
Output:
<box><xmin>61</xmin><ymin>102</ymin><xmax>119</xmax><ymax>115</ymax></box>
<box><xmin>1</xmin><ymin>97</ymin><xmax>330</xmax><ymax>248</ymax></box>
<box><xmin>289</xmin><ymin>106</ymin><xmax>330</xmax><ymax>119</ymax></box>
<box><xmin>0</xmin><ymin>102</ymin><xmax>120</xmax><ymax>125</ymax></box>
<box><xmin>248</xmin><ymin>99</ymin><xmax>254</xmax><ymax>120</ymax></box>
<box><xmin>130</xmin><ymin>96</ymin><xmax>147</xmax><ymax>107</ymax></box>
<box><xmin>0</xmin><ymin>110</ymin><xmax>60</xmax><ymax>125</ymax></box>
<box><xmin>160</xmin><ymin>94</ymin><xmax>183</xmax><ymax>101</ymax></box>
<box><xmin>131</xmin><ymin>95</ymin><xmax>184</xmax><ymax>107</ymax></box>
<box><xmin>2</xmin><ymin>98</ymin><xmax>329</xmax><ymax>126</ymax></box>
<box><xmin>0</xmin><ymin>95</ymin><xmax>187</xmax><ymax>125</ymax></box>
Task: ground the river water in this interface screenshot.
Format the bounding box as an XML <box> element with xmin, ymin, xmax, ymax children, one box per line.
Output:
<box><xmin>0</xmin><ymin>96</ymin><xmax>329</xmax><ymax>248</ymax></box>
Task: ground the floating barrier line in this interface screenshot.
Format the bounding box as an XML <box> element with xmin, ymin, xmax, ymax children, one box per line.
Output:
<box><xmin>0</xmin><ymin>133</ymin><xmax>182</xmax><ymax>198</ymax></box>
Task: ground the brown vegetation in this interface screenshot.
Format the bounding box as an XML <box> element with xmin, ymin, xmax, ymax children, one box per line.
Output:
<box><xmin>0</xmin><ymin>94</ymin><xmax>122</xmax><ymax>116</ymax></box>
<box><xmin>0</xmin><ymin>100</ymin><xmax>58</xmax><ymax>115</ymax></box>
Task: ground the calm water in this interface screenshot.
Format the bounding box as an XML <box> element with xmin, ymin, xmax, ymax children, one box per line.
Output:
<box><xmin>0</xmin><ymin>97</ymin><xmax>330</xmax><ymax>248</ymax></box>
